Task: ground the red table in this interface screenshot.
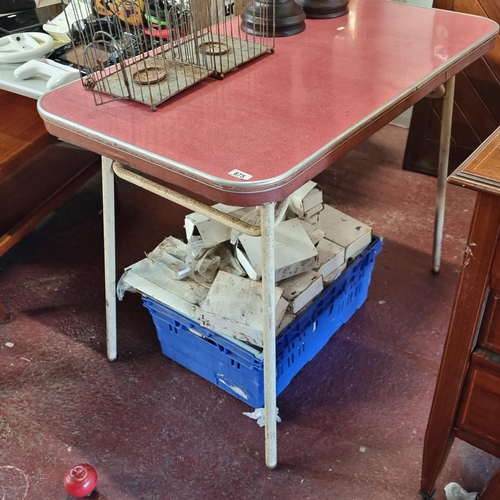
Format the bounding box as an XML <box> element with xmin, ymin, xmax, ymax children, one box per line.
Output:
<box><xmin>38</xmin><ymin>0</ymin><xmax>498</xmax><ymax>472</ymax></box>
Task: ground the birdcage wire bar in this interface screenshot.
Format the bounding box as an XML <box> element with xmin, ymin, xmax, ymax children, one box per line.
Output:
<box><xmin>64</xmin><ymin>0</ymin><xmax>275</xmax><ymax>110</ymax></box>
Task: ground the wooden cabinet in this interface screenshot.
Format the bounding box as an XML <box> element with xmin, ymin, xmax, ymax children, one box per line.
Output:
<box><xmin>456</xmin><ymin>349</ymin><xmax>500</xmax><ymax>446</ymax></box>
<box><xmin>0</xmin><ymin>90</ymin><xmax>100</xmax><ymax>322</ymax></box>
<box><xmin>402</xmin><ymin>0</ymin><xmax>500</xmax><ymax>177</ymax></box>
<box><xmin>420</xmin><ymin>128</ymin><xmax>500</xmax><ymax>499</ymax></box>
<box><xmin>478</xmin><ymin>280</ymin><xmax>500</xmax><ymax>355</ymax></box>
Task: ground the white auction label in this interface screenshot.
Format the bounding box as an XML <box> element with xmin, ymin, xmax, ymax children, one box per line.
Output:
<box><xmin>228</xmin><ymin>169</ymin><xmax>253</xmax><ymax>180</ymax></box>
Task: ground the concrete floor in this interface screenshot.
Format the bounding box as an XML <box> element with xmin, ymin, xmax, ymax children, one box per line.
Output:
<box><xmin>1</xmin><ymin>124</ymin><xmax>499</xmax><ymax>500</ymax></box>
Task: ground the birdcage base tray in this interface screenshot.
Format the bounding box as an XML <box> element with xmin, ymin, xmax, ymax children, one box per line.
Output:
<box><xmin>180</xmin><ymin>33</ymin><xmax>271</xmax><ymax>76</ymax></box>
<box><xmin>92</xmin><ymin>55</ymin><xmax>212</xmax><ymax>109</ymax></box>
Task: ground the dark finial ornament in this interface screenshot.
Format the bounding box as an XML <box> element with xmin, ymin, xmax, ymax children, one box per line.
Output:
<box><xmin>241</xmin><ymin>0</ymin><xmax>306</xmax><ymax>37</ymax></box>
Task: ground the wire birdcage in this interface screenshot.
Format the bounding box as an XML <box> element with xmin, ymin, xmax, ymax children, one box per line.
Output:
<box><xmin>64</xmin><ymin>0</ymin><xmax>275</xmax><ymax>110</ymax></box>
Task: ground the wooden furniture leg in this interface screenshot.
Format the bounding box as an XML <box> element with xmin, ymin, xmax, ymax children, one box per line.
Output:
<box><xmin>479</xmin><ymin>468</ymin><xmax>500</xmax><ymax>500</ymax></box>
<box><xmin>420</xmin><ymin>193</ymin><xmax>500</xmax><ymax>497</ymax></box>
<box><xmin>0</xmin><ymin>299</ymin><xmax>11</xmax><ymax>324</ymax></box>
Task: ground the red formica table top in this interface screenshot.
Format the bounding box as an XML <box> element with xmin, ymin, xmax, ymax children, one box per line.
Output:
<box><xmin>38</xmin><ymin>0</ymin><xmax>498</xmax><ymax>205</ymax></box>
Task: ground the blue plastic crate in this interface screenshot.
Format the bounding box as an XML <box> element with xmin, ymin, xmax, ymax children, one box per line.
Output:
<box><xmin>142</xmin><ymin>236</ymin><xmax>383</xmax><ymax>408</ymax></box>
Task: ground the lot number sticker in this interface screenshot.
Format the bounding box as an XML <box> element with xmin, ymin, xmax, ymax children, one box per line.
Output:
<box><xmin>228</xmin><ymin>169</ymin><xmax>253</xmax><ymax>180</ymax></box>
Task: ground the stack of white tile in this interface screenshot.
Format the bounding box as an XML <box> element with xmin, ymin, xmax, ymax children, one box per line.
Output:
<box><xmin>201</xmin><ymin>272</ymin><xmax>289</xmax><ymax>347</ymax></box>
<box><xmin>236</xmin><ymin>218</ymin><xmax>318</xmax><ymax>281</ymax></box>
<box><xmin>118</xmin><ymin>181</ymin><xmax>372</xmax><ymax>349</ymax></box>
<box><xmin>288</xmin><ymin>181</ymin><xmax>324</xmax><ymax>222</ymax></box>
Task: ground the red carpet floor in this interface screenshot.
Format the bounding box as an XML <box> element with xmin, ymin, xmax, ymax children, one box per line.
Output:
<box><xmin>1</xmin><ymin>124</ymin><xmax>499</xmax><ymax>499</ymax></box>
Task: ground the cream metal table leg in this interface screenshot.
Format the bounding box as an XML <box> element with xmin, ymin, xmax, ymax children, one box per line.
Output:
<box><xmin>102</xmin><ymin>156</ymin><xmax>117</xmax><ymax>361</ymax></box>
<box><xmin>432</xmin><ymin>76</ymin><xmax>456</xmax><ymax>274</ymax></box>
<box><xmin>261</xmin><ymin>202</ymin><xmax>277</xmax><ymax>469</ymax></box>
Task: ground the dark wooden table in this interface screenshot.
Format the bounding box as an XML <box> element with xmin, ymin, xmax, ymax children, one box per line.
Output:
<box><xmin>421</xmin><ymin>127</ymin><xmax>500</xmax><ymax>499</ymax></box>
<box><xmin>0</xmin><ymin>90</ymin><xmax>100</xmax><ymax>323</ymax></box>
